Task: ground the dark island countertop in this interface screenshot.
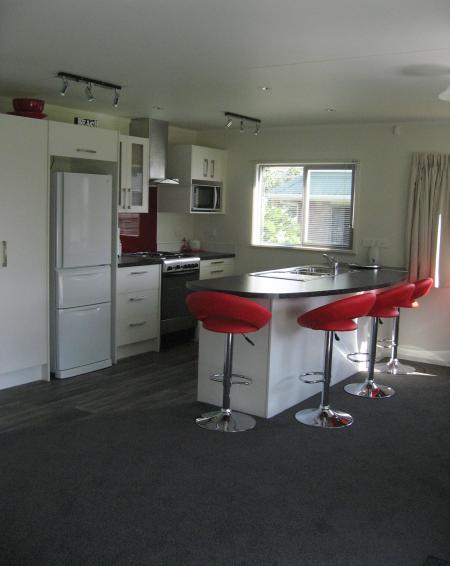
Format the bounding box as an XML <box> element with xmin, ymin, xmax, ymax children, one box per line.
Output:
<box><xmin>187</xmin><ymin>267</ymin><xmax>407</xmax><ymax>298</ymax></box>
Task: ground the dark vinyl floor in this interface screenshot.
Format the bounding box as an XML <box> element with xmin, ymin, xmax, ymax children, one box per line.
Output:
<box><xmin>0</xmin><ymin>343</ymin><xmax>198</xmax><ymax>434</ymax></box>
<box><xmin>0</xmin><ymin>343</ymin><xmax>449</xmax><ymax>566</ymax></box>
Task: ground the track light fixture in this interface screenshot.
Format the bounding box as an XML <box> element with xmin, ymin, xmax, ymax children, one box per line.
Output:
<box><xmin>113</xmin><ymin>88</ymin><xmax>120</xmax><ymax>108</ymax></box>
<box><xmin>60</xmin><ymin>77</ymin><xmax>69</xmax><ymax>96</ymax></box>
<box><xmin>85</xmin><ymin>83</ymin><xmax>95</xmax><ymax>102</ymax></box>
<box><xmin>57</xmin><ymin>72</ymin><xmax>122</xmax><ymax>108</ymax></box>
<box><xmin>438</xmin><ymin>85</ymin><xmax>450</xmax><ymax>101</ymax></box>
<box><xmin>224</xmin><ymin>111</ymin><xmax>261</xmax><ymax>135</ymax></box>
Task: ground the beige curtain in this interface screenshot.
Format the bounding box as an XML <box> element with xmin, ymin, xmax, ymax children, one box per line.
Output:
<box><xmin>405</xmin><ymin>153</ymin><xmax>450</xmax><ymax>287</ymax></box>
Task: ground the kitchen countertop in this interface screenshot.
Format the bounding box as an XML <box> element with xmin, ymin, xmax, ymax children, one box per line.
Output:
<box><xmin>187</xmin><ymin>266</ymin><xmax>407</xmax><ymax>298</ymax></box>
<box><xmin>117</xmin><ymin>251</ymin><xmax>235</xmax><ymax>268</ymax></box>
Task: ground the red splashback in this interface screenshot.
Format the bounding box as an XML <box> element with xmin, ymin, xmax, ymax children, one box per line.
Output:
<box><xmin>119</xmin><ymin>187</ymin><xmax>158</xmax><ymax>252</ymax></box>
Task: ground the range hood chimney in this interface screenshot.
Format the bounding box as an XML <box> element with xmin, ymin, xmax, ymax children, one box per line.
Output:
<box><xmin>129</xmin><ymin>118</ymin><xmax>179</xmax><ymax>185</ymax></box>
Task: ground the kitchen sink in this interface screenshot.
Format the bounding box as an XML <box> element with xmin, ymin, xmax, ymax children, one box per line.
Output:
<box><xmin>250</xmin><ymin>264</ymin><xmax>335</xmax><ymax>281</ymax></box>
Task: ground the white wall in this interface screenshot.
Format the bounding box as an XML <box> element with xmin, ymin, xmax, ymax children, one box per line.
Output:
<box><xmin>195</xmin><ymin>121</ymin><xmax>450</xmax><ymax>365</ymax></box>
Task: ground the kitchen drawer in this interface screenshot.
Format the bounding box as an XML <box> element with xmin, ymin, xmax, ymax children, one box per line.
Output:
<box><xmin>200</xmin><ymin>258</ymin><xmax>234</xmax><ymax>280</ymax></box>
<box><xmin>116</xmin><ymin>290</ymin><xmax>158</xmax><ymax>322</ymax></box>
<box><xmin>116</xmin><ymin>300</ymin><xmax>159</xmax><ymax>346</ymax></box>
<box><xmin>117</xmin><ymin>265</ymin><xmax>160</xmax><ymax>294</ymax></box>
<box><xmin>49</xmin><ymin>121</ymin><xmax>118</xmax><ymax>161</ymax></box>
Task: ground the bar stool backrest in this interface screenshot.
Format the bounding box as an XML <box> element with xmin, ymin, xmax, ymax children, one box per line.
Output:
<box><xmin>412</xmin><ymin>277</ymin><xmax>433</xmax><ymax>301</ymax></box>
<box><xmin>298</xmin><ymin>291</ymin><xmax>376</xmax><ymax>331</ymax></box>
<box><xmin>186</xmin><ymin>291</ymin><xmax>272</xmax><ymax>333</ymax></box>
<box><xmin>369</xmin><ymin>283</ymin><xmax>415</xmax><ymax>317</ymax></box>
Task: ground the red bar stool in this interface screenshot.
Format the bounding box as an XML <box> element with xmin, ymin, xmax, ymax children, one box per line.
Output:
<box><xmin>344</xmin><ymin>283</ymin><xmax>415</xmax><ymax>399</ymax></box>
<box><xmin>186</xmin><ymin>291</ymin><xmax>272</xmax><ymax>432</ymax></box>
<box><xmin>375</xmin><ymin>278</ymin><xmax>433</xmax><ymax>375</ymax></box>
<box><xmin>295</xmin><ymin>292</ymin><xmax>376</xmax><ymax>429</ymax></box>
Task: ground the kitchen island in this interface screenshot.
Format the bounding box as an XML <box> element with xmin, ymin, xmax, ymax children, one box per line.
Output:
<box><xmin>188</xmin><ymin>266</ymin><xmax>406</xmax><ymax>418</ymax></box>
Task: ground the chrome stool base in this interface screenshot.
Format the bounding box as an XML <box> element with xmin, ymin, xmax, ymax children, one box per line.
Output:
<box><xmin>196</xmin><ymin>409</ymin><xmax>256</xmax><ymax>432</ymax></box>
<box><xmin>295</xmin><ymin>406</ymin><xmax>353</xmax><ymax>429</ymax></box>
<box><xmin>375</xmin><ymin>359</ymin><xmax>415</xmax><ymax>375</ymax></box>
<box><xmin>344</xmin><ymin>381</ymin><xmax>395</xmax><ymax>398</ymax></box>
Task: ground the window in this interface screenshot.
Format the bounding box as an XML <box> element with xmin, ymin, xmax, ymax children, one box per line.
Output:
<box><xmin>252</xmin><ymin>163</ymin><xmax>356</xmax><ymax>251</ymax></box>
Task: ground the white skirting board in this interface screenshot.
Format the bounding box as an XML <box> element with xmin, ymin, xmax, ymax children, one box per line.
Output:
<box><xmin>0</xmin><ymin>364</ymin><xmax>49</xmax><ymax>391</ymax></box>
<box><xmin>398</xmin><ymin>346</ymin><xmax>450</xmax><ymax>367</ymax></box>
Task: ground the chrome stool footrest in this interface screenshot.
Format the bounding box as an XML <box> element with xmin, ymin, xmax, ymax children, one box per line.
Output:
<box><xmin>210</xmin><ymin>372</ymin><xmax>253</xmax><ymax>385</ymax></box>
<box><xmin>299</xmin><ymin>371</ymin><xmax>324</xmax><ymax>384</ymax></box>
<box><xmin>347</xmin><ymin>352</ymin><xmax>370</xmax><ymax>363</ymax></box>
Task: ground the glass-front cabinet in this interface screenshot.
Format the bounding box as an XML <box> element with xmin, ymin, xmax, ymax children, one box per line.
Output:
<box><xmin>119</xmin><ymin>135</ymin><xmax>149</xmax><ymax>213</ymax></box>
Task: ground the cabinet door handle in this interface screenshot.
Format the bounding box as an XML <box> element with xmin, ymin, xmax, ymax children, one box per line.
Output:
<box><xmin>76</xmin><ymin>148</ymin><xmax>97</xmax><ymax>154</ymax></box>
<box><xmin>210</xmin><ymin>269</ymin><xmax>224</xmax><ymax>274</ymax></box>
<box><xmin>210</xmin><ymin>159</ymin><xmax>215</xmax><ymax>178</ymax></box>
<box><xmin>121</xmin><ymin>188</ymin><xmax>127</xmax><ymax>209</ymax></box>
<box><xmin>129</xmin><ymin>321</ymin><xmax>147</xmax><ymax>327</ymax></box>
<box><xmin>1</xmin><ymin>240</ymin><xmax>7</xmax><ymax>267</ymax></box>
<box><xmin>130</xmin><ymin>271</ymin><xmax>148</xmax><ymax>275</ymax></box>
<box><xmin>129</xmin><ymin>297</ymin><xmax>146</xmax><ymax>302</ymax></box>
<box><xmin>210</xmin><ymin>260</ymin><xmax>224</xmax><ymax>265</ymax></box>
<box><xmin>127</xmin><ymin>188</ymin><xmax>131</xmax><ymax>209</ymax></box>
<box><xmin>203</xmin><ymin>158</ymin><xmax>208</xmax><ymax>177</ymax></box>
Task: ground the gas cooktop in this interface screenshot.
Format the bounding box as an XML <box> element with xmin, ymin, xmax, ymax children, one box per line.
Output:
<box><xmin>124</xmin><ymin>251</ymin><xmax>200</xmax><ymax>272</ymax></box>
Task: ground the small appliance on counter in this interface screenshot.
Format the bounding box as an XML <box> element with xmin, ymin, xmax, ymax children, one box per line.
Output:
<box><xmin>50</xmin><ymin>172</ymin><xmax>113</xmax><ymax>378</ymax></box>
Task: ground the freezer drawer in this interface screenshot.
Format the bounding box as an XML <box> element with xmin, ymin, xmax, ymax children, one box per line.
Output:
<box><xmin>55</xmin><ymin>303</ymin><xmax>111</xmax><ymax>371</ymax></box>
<box><xmin>56</xmin><ymin>266</ymin><xmax>111</xmax><ymax>308</ymax></box>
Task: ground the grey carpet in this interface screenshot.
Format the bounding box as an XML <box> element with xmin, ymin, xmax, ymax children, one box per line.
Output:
<box><xmin>0</xmin><ymin>354</ymin><xmax>448</xmax><ymax>566</ymax></box>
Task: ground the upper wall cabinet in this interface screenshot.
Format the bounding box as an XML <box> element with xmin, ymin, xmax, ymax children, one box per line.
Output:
<box><xmin>119</xmin><ymin>135</ymin><xmax>149</xmax><ymax>213</ymax></box>
<box><xmin>49</xmin><ymin>121</ymin><xmax>118</xmax><ymax>161</ymax></box>
<box><xmin>168</xmin><ymin>144</ymin><xmax>227</xmax><ymax>185</ymax></box>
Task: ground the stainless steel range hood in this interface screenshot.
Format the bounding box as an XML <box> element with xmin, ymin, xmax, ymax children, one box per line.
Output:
<box><xmin>129</xmin><ymin>118</ymin><xmax>179</xmax><ymax>185</ymax></box>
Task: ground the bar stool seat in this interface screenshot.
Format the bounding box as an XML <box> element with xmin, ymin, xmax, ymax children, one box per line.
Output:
<box><xmin>375</xmin><ymin>277</ymin><xmax>433</xmax><ymax>375</ymax></box>
<box><xmin>295</xmin><ymin>292</ymin><xmax>376</xmax><ymax>429</ymax></box>
<box><xmin>186</xmin><ymin>291</ymin><xmax>272</xmax><ymax>432</ymax></box>
<box><xmin>344</xmin><ymin>283</ymin><xmax>415</xmax><ymax>398</ymax></box>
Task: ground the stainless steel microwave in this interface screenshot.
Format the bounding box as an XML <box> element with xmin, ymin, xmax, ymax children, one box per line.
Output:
<box><xmin>191</xmin><ymin>181</ymin><xmax>222</xmax><ymax>212</ymax></box>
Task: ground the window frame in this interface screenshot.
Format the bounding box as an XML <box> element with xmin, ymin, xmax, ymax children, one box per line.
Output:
<box><xmin>252</xmin><ymin>161</ymin><xmax>358</xmax><ymax>253</ymax></box>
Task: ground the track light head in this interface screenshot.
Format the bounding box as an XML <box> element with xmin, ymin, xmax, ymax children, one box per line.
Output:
<box><xmin>113</xmin><ymin>88</ymin><xmax>120</xmax><ymax>108</ymax></box>
<box><xmin>223</xmin><ymin>111</ymin><xmax>261</xmax><ymax>135</ymax></box>
<box><xmin>85</xmin><ymin>83</ymin><xmax>95</xmax><ymax>102</ymax></box>
<box><xmin>239</xmin><ymin>120</ymin><xmax>245</xmax><ymax>133</ymax></box>
<box><xmin>438</xmin><ymin>85</ymin><xmax>450</xmax><ymax>101</ymax></box>
<box><xmin>60</xmin><ymin>78</ymin><xmax>68</xmax><ymax>97</ymax></box>
<box><xmin>225</xmin><ymin>116</ymin><xmax>233</xmax><ymax>128</ymax></box>
<box><xmin>254</xmin><ymin>122</ymin><xmax>261</xmax><ymax>136</ymax></box>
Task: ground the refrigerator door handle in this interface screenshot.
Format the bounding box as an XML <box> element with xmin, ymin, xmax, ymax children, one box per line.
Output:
<box><xmin>1</xmin><ymin>240</ymin><xmax>6</xmax><ymax>267</ymax></box>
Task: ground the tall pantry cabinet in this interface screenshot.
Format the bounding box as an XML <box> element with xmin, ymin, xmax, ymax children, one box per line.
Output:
<box><xmin>0</xmin><ymin>114</ymin><xmax>49</xmax><ymax>388</ymax></box>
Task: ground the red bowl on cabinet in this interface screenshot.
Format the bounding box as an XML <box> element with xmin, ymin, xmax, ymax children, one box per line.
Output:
<box><xmin>13</xmin><ymin>98</ymin><xmax>45</xmax><ymax>113</ymax></box>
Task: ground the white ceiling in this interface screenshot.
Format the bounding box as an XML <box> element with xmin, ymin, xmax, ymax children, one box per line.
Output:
<box><xmin>1</xmin><ymin>0</ymin><xmax>450</xmax><ymax>129</ymax></box>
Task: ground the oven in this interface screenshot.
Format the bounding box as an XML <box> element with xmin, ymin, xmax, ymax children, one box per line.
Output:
<box><xmin>160</xmin><ymin>262</ymin><xmax>199</xmax><ymax>337</ymax></box>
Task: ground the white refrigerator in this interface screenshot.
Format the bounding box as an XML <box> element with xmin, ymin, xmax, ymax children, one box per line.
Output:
<box><xmin>51</xmin><ymin>172</ymin><xmax>113</xmax><ymax>379</ymax></box>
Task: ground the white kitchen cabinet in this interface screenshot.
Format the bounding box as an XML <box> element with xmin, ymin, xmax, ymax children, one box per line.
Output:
<box><xmin>0</xmin><ymin>114</ymin><xmax>49</xmax><ymax>389</ymax></box>
<box><xmin>200</xmin><ymin>258</ymin><xmax>235</xmax><ymax>280</ymax></box>
<box><xmin>49</xmin><ymin>121</ymin><xmax>118</xmax><ymax>161</ymax></box>
<box><xmin>116</xmin><ymin>264</ymin><xmax>160</xmax><ymax>358</ymax></box>
<box><xmin>168</xmin><ymin>144</ymin><xmax>227</xmax><ymax>185</ymax></box>
<box><xmin>119</xmin><ymin>135</ymin><xmax>149</xmax><ymax>213</ymax></box>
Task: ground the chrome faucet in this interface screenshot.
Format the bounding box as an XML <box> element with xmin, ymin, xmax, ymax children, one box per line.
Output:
<box><xmin>322</xmin><ymin>253</ymin><xmax>339</xmax><ymax>276</ymax></box>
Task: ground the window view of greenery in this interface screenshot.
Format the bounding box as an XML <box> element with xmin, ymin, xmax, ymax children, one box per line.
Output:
<box><xmin>256</xmin><ymin>164</ymin><xmax>354</xmax><ymax>250</ymax></box>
